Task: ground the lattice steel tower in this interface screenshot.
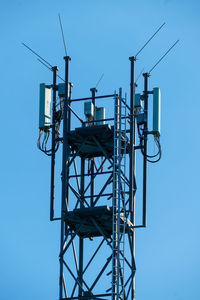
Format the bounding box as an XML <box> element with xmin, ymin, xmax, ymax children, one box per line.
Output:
<box><xmin>19</xmin><ymin>14</ymin><xmax>182</xmax><ymax>299</ymax></box>
<box><xmin>29</xmin><ymin>17</ymin><xmax>175</xmax><ymax>297</ymax></box>
<box><xmin>36</xmin><ymin>51</ymin><xmax>162</xmax><ymax>300</ymax></box>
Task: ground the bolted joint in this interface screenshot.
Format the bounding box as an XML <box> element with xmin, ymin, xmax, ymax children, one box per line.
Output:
<box><xmin>143</xmin><ymin>72</ymin><xmax>150</xmax><ymax>78</ymax></box>
<box><xmin>129</xmin><ymin>56</ymin><xmax>136</xmax><ymax>61</ymax></box>
<box><xmin>52</xmin><ymin>66</ymin><xmax>59</xmax><ymax>71</ymax></box>
<box><xmin>90</xmin><ymin>87</ymin><xmax>98</xmax><ymax>93</ymax></box>
<box><xmin>64</xmin><ymin>56</ymin><xmax>71</xmax><ymax>61</ymax></box>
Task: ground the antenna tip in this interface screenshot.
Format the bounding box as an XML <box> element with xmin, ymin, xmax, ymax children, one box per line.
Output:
<box><xmin>90</xmin><ymin>87</ymin><xmax>98</xmax><ymax>92</ymax></box>
<box><xmin>64</xmin><ymin>56</ymin><xmax>71</xmax><ymax>61</ymax></box>
<box><xmin>52</xmin><ymin>66</ymin><xmax>59</xmax><ymax>71</ymax></box>
<box><xmin>129</xmin><ymin>56</ymin><xmax>136</xmax><ymax>61</ymax></box>
<box><xmin>143</xmin><ymin>72</ymin><xmax>150</xmax><ymax>77</ymax></box>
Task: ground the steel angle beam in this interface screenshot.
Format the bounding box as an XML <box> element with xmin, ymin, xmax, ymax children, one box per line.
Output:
<box><xmin>92</xmin><ymin>136</ymin><xmax>113</xmax><ymax>166</ymax></box>
<box><xmin>93</xmin><ymin>174</ymin><xmax>113</xmax><ymax>206</ymax></box>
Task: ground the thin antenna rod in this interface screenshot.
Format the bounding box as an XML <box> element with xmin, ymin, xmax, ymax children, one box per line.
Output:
<box><xmin>38</xmin><ymin>58</ymin><xmax>52</xmax><ymax>71</ymax></box>
<box><xmin>95</xmin><ymin>73</ymin><xmax>104</xmax><ymax>89</ymax></box>
<box><xmin>136</xmin><ymin>68</ymin><xmax>144</xmax><ymax>83</ymax></box>
<box><xmin>38</xmin><ymin>59</ymin><xmax>65</xmax><ymax>82</ymax></box>
<box><xmin>149</xmin><ymin>39</ymin><xmax>179</xmax><ymax>73</ymax></box>
<box><xmin>58</xmin><ymin>13</ymin><xmax>67</xmax><ymax>56</ymax></box>
<box><xmin>135</xmin><ymin>22</ymin><xmax>166</xmax><ymax>58</ymax></box>
<box><xmin>22</xmin><ymin>42</ymin><xmax>53</xmax><ymax>68</ymax></box>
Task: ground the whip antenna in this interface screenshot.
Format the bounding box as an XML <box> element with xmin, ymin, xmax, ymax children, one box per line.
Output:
<box><xmin>37</xmin><ymin>59</ymin><xmax>65</xmax><ymax>82</ymax></box>
<box><xmin>95</xmin><ymin>73</ymin><xmax>104</xmax><ymax>89</ymax></box>
<box><xmin>22</xmin><ymin>42</ymin><xmax>53</xmax><ymax>68</ymax></box>
<box><xmin>149</xmin><ymin>39</ymin><xmax>179</xmax><ymax>73</ymax></box>
<box><xmin>135</xmin><ymin>22</ymin><xmax>166</xmax><ymax>58</ymax></box>
<box><xmin>136</xmin><ymin>68</ymin><xmax>144</xmax><ymax>83</ymax></box>
<box><xmin>58</xmin><ymin>13</ymin><xmax>68</xmax><ymax>56</ymax></box>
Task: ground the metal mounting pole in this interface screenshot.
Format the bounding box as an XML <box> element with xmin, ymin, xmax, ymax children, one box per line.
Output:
<box><xmin>142</xmin><ymin>72</ymin><xmax>150</xmax><ymax>228</ymax></box>
<box><xmin>78</xmin><ymin>157</ymin><xmax>85</xmax><ymax>298</ymax></box>
<box><xmin>59</xmin><ymin>56</ymin><xmax>71</xmax><ymax>300</ymax></box>
<box><xmin>129</xmin><ymin>56</ymin><xmax>136</xmax><ymax>300</ymax></box>
<box><xmin>129</xmin><ymin>56</ymin><xmax>136</xmax><ymax>222</ymax></box>
<box><xmin>50</xmin><ymin>66</ymin><xmax>58</xmax><ymax>221</ymax></box>
<box><xmin>112</xmin><ymin>92</ymin><xmax>119</xmax><ymax>300</ymax></box>
<box><xmin>90</xmin><ymin>88</ymin><xmax>97</xmax><ymax>119</ymax></box>
<box><xmin>90</xmin><ymin>87</ymin><xmax>97</xmax><ymax>207</ymax></box>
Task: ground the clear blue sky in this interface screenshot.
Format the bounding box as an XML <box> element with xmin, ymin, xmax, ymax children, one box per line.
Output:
<box><xmin>1</xmin><ymin>0</ymin><xmax>200</xmax><ymax>299</ymax></box>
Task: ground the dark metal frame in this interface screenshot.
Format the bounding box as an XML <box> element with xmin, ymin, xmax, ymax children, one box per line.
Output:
<box><xmin>26</xmin><ymin>22</ymin><xmax>169</xmax><ymax>300</ymax></box>
<box><xmin>46</xmin><ymin>55</ymin><xmax>152</xmax><ymax>300</ymax></box>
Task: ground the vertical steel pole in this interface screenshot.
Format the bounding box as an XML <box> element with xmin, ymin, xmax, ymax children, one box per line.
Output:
<box><xmin>129</xmin><ymin>56</ymin><xmax>136</xmax><ymax>300</ymax></box>
<box><xmin>129</xmin><ymin>56</ymin><xmax>136</xmax><ymax>222</ymax></box>
<box><xmin>112</xmin><ymin>93</ymin><xmax>119</xmax><ymax>300</ymax></box>
<box><xmin>79</xmin><ymin>157</ymin><xmax>85</xmax><ymax>298</ymax></box>
<box><xmin>90</xmin><ymin>87</ymin><xmax>97</xmax><ymax>207</ymax></box>
<box><xmin>142</xmin><ymin>72</ymin><xmax>150</xmax><ymax>227</ymax></box>
<box><xmin>59</xmin><ymin>56</ymin><xmax>71</xmax><ymax>300</ymax></box>
<box><xmin>90</xmin><ymin>88</ymin><xmax>97</xmax><ymax>118</ymax></box>
<box><xmin>50</xmin><ymin>66</ymin><xmax>58</xmax><ymax>221</ymax></box>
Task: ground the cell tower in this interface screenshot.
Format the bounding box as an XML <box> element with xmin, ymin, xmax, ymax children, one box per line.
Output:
<box><xmin>24</xmin><ymin>21</ymin><xmax>178</xmax><ymax>300</ymax></box>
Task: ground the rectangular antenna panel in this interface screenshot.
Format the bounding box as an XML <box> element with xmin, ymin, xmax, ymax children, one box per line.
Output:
<box><xmin>95</xmin><ymin>107</ymin><xmax>105</xmax><ymax>125</ymax></box>
<box><xmin>58</xmin><ymin>83</ymin><xmax>70</xmax><ymax>97</ymax></box>
<box><xmin>153</xmin><ymin>87</ymin><xmax>161</xmax><ymax>136</ymax></box>
<box><xmin>136</xmin><ymin>113</ymin><xmax>145</xmax><ymax>125</ymax></box>
<box><xmin>39</xmin><ymin>83</ymin><xmax>51</xmax><ymax>130</ymax></box>
<box><xmin>135</xmin><ymin>93</ymin><xmax>142</xmax><ymax>107</ymax></box>
<box><xmin>84</xmin><ymin>101</ymin><xmax>94</xmax><ymax>121</ymax></box>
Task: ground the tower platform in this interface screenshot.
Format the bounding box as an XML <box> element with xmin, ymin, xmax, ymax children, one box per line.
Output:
<box><xmin>65</xmin><ymin>205</ymin><xmax>133</xmax><ymax>238</ymax></box>
<box><xmin>68</xmin><ymin>124</ymin><xmax>130</xmax><ymax>158</ymax></box>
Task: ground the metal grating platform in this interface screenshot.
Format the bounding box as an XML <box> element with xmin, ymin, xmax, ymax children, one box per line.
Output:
<box><xmin>68</xmin><ymin>124</ymin><xmax>130</xmax><ymax>158</ymax></box>
<box><xmin>65</xmin><ymin>206</ymin><xmax>133</xmax><ymax>238</ymax></box>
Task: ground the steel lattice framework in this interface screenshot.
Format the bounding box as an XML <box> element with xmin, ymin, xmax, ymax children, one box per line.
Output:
<box><xmin>37</xmin><ymin>54</ymin><xmax>161</xmax><ymax>300</ymax></box>
<box><xmin>56</xmin><ymin>56</ymin><xmax>138</xmax><ymax>300</ymax></box>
